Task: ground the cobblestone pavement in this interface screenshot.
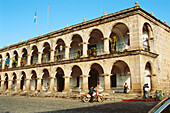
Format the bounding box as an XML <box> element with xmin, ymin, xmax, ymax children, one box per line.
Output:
<box><xmin>0</xmin><ymin>95</ymin><xmax>159</xmax><ymax>113</ymax></box>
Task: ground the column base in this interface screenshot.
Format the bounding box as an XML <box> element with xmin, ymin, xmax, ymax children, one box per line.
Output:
<box><xmin>103</xmin><ymin>51</ymin><xmax>110</xmax><ymax>55</ymax></box>
<box><xmin>80</xmin><ymin>89</ymin><xmax>89</xmax><ymax>94</ymax></box>
<box><xmin>102</xmin><ymin>89</ymin><xmax>112</xmax><ymax>94</ymax></box>
<box><xmin>62</xmin><ymin>89</ymin><xmax>71</xmax><ymax>93</ymax></box>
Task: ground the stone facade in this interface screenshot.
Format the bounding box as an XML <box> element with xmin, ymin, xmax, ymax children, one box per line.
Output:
<box><xmin>0</xmin><ymin>3</ymin><xmax>169</xmax><ymax>96</ymax></box>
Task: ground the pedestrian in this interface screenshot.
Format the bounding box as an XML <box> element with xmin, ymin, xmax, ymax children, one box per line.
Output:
<box><xmin>143</xmin><ymin>84</ymin><xmax>146</xmax><ymax>98</ymax></box>
<box><xmin>46</xmin><ymin>83</ymin><xmax>49</xmax><ymax>92</ymax></box>
<box><xmin>89</xmin><ymin>86</ymin><xmax>94</xmax><ymax>102</ymax></box>
<box><xmin>123</xmin><ymin>83</ymin><xmax>128</xmax><ymax>93</ymax></box>
<box><xmin>144</xmin><ymin>83</ymin><xmax>149</xmax><ymax>100</ymax></box>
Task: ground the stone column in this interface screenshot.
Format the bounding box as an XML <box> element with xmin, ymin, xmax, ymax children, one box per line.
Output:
<box><xmin>37</xmin><ymin>78</ymin><xmax>42</xmax><ymax>91</ymax></box>
<box><xmin>27</xmin><ymin>54</ymin><xmax>31</xmax><ymax>65</ymax></box>
<box><xmin>50</xmin><ymin>49</ymin><xmax>54</xmax><ymax>62</ymax></box>
<box><xmin>63</xmin><ymin>76</ymin><xmax>70</xmax><ymax>92</ymax></box>
<box><xmin>9</xmin><ymin>58</ymin><xmax>13</xmax><ymax>68</ymax></box>
<box><xmin>1</xmin><ymin>80</ymin><xmax>5</xmax><ymax>91</ymax></box>
<box><xmin>17</xmin><ymin>57</ymin><xmax>21</xmax><ymax>67</ymax></box>
<box><xmin>8</xmin><ymin>79</ymin><xmax>13</xmax><ymax>91</ymax></box>
<box><xmin>103</xmin><ymin>38</ymin><xmax>110</xmax><ymax>54</ymax></box>
<box><xmin>103</xmin><ymin>74</ymin><xmax>111</xmax><ymax>93</ymax></box>
<box><xmin>16</xmin><ymin>79</ymin><xmax>21</xmax><ymax>91</ymax></box>
<box><xmin>65</xmin><ymin>46</ymin><xmax>70</xmax><ymax>60</ymax></box>
<box><xmin>2</xmin><ymin>59</ymin><xmax>6</xmax><ymax>69</ymax></box>
<box><xmin>49</xmin><ymin>77</ymin><xmax>55</xmax><ymax>91</ymax></box>
<box><xmin>26</xmin><ymin>78</ymin><xmax>31</xmax><ymax>91</ymax></box>
<box><xmin>80</xmin><ymin>75</ymin><xmax>90</xmax><ymax>92</ymax></box>
<box><xmin>82</xmin><ymin>42</ymin><xmax>88</xmax><ymax>57</ymax></box>
<box><xmin>38</xmin><ymin>52</ymin><xmax>42</xmax><ymax>64</ymax></box>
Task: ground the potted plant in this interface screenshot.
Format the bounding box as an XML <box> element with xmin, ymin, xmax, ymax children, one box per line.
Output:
<box><xmin>93</xmin><ymin>47</ymin><xmax>97</xmax><ymax>56</ymax></box>
<box><xmin>77</xmin><ymin>49</ymin><xmax>82</xmax><ymax>58</ymax></box>
<box><xmin>21</xmin><ymin>57</ymin><xmax>26</xmax><ymax>66</ymax></box>
<box><xmin>110</xmin><ymin>36</ymin><xmax>118</xmax><ymax>53</ymax></box>
<box><xmin>12</xmin><ymin>60</ymin><xmax>18</xmax><ymax>67</ymax></box>
<box><xmin>43</xmin><ymin>53</ymin><xmax>48</xmax><ymax>63</ymax></box>
<box><xmin>54</xmin><ymin>49</ymin><xmax>59</xmax><ymax>61</ymax></box>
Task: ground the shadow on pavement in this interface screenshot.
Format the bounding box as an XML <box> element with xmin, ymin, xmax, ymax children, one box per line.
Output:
<box><xmin>39</xmin><ymin>101</ymin><xmax>159</xmax><ymax>113</ymax></box>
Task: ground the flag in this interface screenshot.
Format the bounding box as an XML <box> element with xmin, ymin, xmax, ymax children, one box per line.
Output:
<box><xmin>34</xmin><ymin>10</ymin><xmax>37</xmax><ymax>23</ymax></box>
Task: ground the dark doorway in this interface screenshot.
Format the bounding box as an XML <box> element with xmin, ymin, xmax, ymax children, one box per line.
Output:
<box><xmin>56</xmin><ymin>74</ymin><xmax>64</xmax><ymax>92</ymax></box>
<box><xmin>88</xmin><ymin>68</ymin><xmax>99</xmax><ymax>89</ymax></box>
<box><xmin>5</xmin><ymin>75</ymin><xmax>8</xmax><ymax>89</ymax></box>
<box><xmin>111</xmin><ymin>74</ymin><xmax>117</xmax><ymax>87</ymax></box>
<box><xmin>21</xmin><ymin>76</ymin><xmax>25</xmax><ymax>90</ymax></box>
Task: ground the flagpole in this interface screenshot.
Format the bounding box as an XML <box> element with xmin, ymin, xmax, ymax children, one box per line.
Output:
<box><xmin>47</xmin><ymin>4</ymin><xmax>49</xmax><ymax>33</ymax></box>
<box><xmin>35</xmin><ymin>8</ymin><xmax>37</xmax><ymax>36</ymax></box>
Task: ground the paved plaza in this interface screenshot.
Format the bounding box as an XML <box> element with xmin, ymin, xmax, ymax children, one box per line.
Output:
<box><xmin>0</xmin><ymin>95</ymin><xmax>159</xmax><ymax>113</ymax></box>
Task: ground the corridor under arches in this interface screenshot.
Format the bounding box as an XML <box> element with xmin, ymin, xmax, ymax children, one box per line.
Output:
<box><xmin>20</xmin><ymin>71</ymin><xmax>26</xmax><ymax>90</ymax></box>
<box><xmin>111</xmin><ymin>60</ymin><xmax>131</xmax><ymax>92</ymax></box>
<box><xmin>70</xmin><ymin>65</ymin><xmax>82</xmax><ymax>91</ymax></box>
<box><xmin>30</xmin><ymin>70</ymin><xmax>37</xmax><ymax>91</ymax></box>
<box><xmin>55</xmin><ymin>68</ymin><xmax>64</xmax><ymax>92</ymax></box>
<box><xmin>88</xmin><ymin>63</ymin><xmax>104</xmax><ymax>89</ymax></box>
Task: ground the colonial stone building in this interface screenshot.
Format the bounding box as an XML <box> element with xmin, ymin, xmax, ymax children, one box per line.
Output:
<box><xmin>0</xmin><ymin>2</ymin><xmax>169</xmax><ymax>96</ymax></box>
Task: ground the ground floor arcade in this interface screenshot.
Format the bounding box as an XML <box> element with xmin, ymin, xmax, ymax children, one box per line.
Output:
<box><xmin>0</xmin><ymin>55</ymin><xmax>158</xmax><ymax>94</ymax></box>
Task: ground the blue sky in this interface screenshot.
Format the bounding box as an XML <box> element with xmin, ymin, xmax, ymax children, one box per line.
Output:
<box><xmin>0</xmin><ymin>0</ymin><xmax>169</xmax><ymax>49</ymax></box>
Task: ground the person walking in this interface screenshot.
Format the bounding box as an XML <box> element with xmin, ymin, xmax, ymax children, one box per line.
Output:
<box><xmin>89</xmin><ymin>86</ymin><xmax>95</xmax><ymax>102</ymax></box>
<box><xmin>123</xmin><ymin>83</ymin><xmax>128</xmax><ymax>93</ymax></box>
<box><xmin>46</xmin><ymin>83</ymin><xmax>49</xmax><ymax>92</ymax></box>
<box><xmin>144</xmin><ymin>83</ymin><xmax>149</xmax><ymax>100</ymax></box>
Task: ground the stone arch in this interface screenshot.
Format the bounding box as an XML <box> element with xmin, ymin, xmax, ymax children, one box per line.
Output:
<box><xmin>31</xmin><ymin>45</ymin><xmax>38</xmax><ymax>64</ymax></box>
<box><xmin>21</xmin><ymin>48</ymin><xmax>28</xmax><ymax>66</ymax></box>
<box><xmin>142</xmin><ymin>22</ymin><xmax>154</xmax><ymax>51</ymax></box>
<box><xmin>42</xmin><ymin>40</ymin><xmax>52</xmax><ymax>48</ymax></box>
<box><xmin>70</xmin><ymin>65</ymin><xmax>83</xmax><ymax>90</ymax></box>
<box><xmin>88</xmin><ymin>63</ymin><xmax>104</xmax><ymax>89</ymax></box>
<box><xmin>42</xmin><ymin>42</ymin><xmax>51</xmax><ymax>63</ymax></box>
<box><xmin>55</xmin><ymin>67</ymin><xmax>65</xmax><ymax>92</ymax></box>
<box><xmin>88</xmin><ymin>29</ymin><xmax>104</xmax><ymax>56</ymax></box>
<box><xmin>30</xmin><ymin>70</ymin><xmax>37</xmax><ymax>90</ymax></box>
<box><xmin>109</xmin><ymin>22</ymin><xmax>130</xmax><ymax>53</ymax></box>
<box><xmin>54</xmin><ymin>39</ymin><xmax>66</xmax><ymax>61</ymax></box>
<box><xmin>4</xmin><ymin>73</ymin><xmax>8</xmax><ymax>90</ymax></box>
<box><xmin>70</xmin><ymin>34</ymin><xmax>83</xmax><ymax>59</ymax></box>
<box><xmin>12</xmin><ymin>72</ymin><xmax>17</xmax><ymax>90</ymax></box>
<box><xmin>20</xmin><ymin>71</ymin><xmax>26</xmax><ymax>90</ymax></box>
<box><xmin>111</xmin><ymin>60</ymin><xmax>131</xmax><ymax>92</ymax></box>
<box><xmin>42</xmin><ymin>68</ymin><xmax>50</xmax><ymax>91</ymax></box>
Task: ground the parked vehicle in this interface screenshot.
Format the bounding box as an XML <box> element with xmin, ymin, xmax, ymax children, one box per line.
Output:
<box><xmin>82</xmin><ymin>91</ymin><xmax>104</xmax><ymax>103</ymax></box>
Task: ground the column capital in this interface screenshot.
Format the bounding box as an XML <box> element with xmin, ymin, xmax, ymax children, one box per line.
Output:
<box><xmin>49</xmin><ymin>76</ymin><xmax>55</xmax><ymax>79</ymax></box>
<box><xmin>26</xmin><ymin>78</ymin><xmax>31</xmax><ymax>80</ymax></box>
<box><xmin>80</xmin><ymin>75</ymin><xmax>90</xmax><ymax>78</ymax></box>
<box><xmin>16</xmin><ymin>79</ymin><xmax>21</xmax><ymax>81</ymax></box>
<box><xmin>63</xmin><ymin>76</ymin><xmax>71</xmax><ymax>78</ymax></box>
<box><xmin>102</xmin><ymin>37</ymin><xmax>109</xmax><ymax>40</ymax></box>
<box><xmin>65</xmin><ymin>46</ymin><xmax>71</xmax><ymax>48</ymax></box>
<box><xmin>37</xmin><ymin>77</ymin><xmax>42</xmax><ymax>80</ymax></box>
<box><xmin>82</xmin><ymin>42</ymin><xmax>89</xmax><ymax>45</ymax></box>
<box><xmin>38</xmin><ymin>52</ymin><xmax>43</xmax><ymax>54</ymax></box>
<box><xmin>102</xmin><ymin>73</ymin><xmax>112</xmax><ymax>76</ymax></box>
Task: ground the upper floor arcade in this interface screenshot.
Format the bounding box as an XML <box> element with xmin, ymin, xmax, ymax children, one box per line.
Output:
<box><xmin>0</xmin><ymin>3</ymin><xmax>169</xmax><ymax>71</ymax></box>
